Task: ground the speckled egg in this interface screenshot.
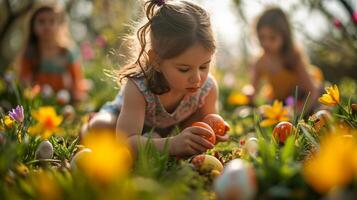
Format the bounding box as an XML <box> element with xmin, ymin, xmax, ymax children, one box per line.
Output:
<box><xmin>244</xmin><ymin>137</ymin><xmax>258</xmax><ymax>158</ymax></box>
<box><xmin>35</xmin><ymin>140</ymin><xmax>54</xmax><ymax>160</ymax></box>
<box><xmin>214</xmin><ymin>159</ymin><xmax>257</xmax><ymax>200</ymax></box>
<box><xmin>191</xmin><ymin>154</ymin><xmax>223</xmax><ymax>173</ymax></box>
<box><xmin>309</xmin><ymin>110</ymin><xmax>332</xmax><ymax>132</ymax></box>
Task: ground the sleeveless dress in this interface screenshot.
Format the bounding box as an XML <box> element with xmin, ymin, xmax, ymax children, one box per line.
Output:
<box><xmin>100</xmin><ymin>75</ymin><xmax>215</xmax><ymax>136</ymax></box>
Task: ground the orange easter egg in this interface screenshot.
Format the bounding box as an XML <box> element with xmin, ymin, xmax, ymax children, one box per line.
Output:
<box><xmin>273</xmin><ymin>121</ymin><xmax>294</xmax><ymax>144</ymax></box>
<box><xmin>192</xmin><ymin>122</ymin><xmax>216</xmax><ymax>144</ymax></box>
<box><xmin>202</xmin><ymin>114</ymin><xmax>230</xmax><ymax>136</ymax></box>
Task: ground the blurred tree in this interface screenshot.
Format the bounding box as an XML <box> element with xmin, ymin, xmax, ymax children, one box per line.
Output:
<box><xmin>0</xmin><ymin>0</ymin><xmax>35</xmax><ymax>73</ymax></box>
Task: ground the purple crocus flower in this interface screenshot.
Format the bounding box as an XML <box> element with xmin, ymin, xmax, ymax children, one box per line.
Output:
<box><xmin>285</xmin><ymin>96</ymin><xmax>295</xmax><ymax>107</ymax></box>
<box><xmin>9</xmin><ymin>105</ymin><xmax>24</xmax><ymax>123</ymax></box>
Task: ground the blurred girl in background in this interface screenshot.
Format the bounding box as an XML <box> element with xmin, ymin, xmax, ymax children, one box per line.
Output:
<box><xmin>250</xmin><ymin>6</ymin><xmax>323</xmax><ymax>113</ymax></box>
<box><xmin>19</xmin><ymin>4</ymin><xmax>87</xmax><ymax>102</ymax></box>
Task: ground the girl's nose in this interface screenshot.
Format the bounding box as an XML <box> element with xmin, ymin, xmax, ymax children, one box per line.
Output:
<box><xmin>189</xmin><ymin>70</ymin><xmax>201</xmax><ymax>84</ymax></box>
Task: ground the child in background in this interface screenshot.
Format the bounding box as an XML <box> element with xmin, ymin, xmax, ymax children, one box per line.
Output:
<box><xmin>82</xmin><ymin>0</ymin><xmax>228</xmax><ymax>156</ymax></box>
<box><xmin>250</xmin><ymin>7</ymin><xmax>322</xmax><ymax>113</ymax></box>
<box><xmin>19</xmin><ymin>4</ymin><xmax>87</xmax><ymax>102</ymax></box>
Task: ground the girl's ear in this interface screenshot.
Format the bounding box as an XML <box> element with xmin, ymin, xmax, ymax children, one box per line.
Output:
<box><xmin>148</xmin><ymin>49</ymin><xmax>157</xmax><ymax>61</ymax></box>
<box><xmin>148</xmin><ymin>49</ymin><xmax>161</xmax><ymax>70</ymax></box>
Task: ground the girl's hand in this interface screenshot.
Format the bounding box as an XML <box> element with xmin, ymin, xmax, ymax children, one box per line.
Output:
<box><xmin>170</xmin><ymin>126</ymin><xmax>215</xmax><ymax>156</ymax></box>
<box><xmin>216</xmin><ymin>133</ymin><xmax>229</xmax><ymax>142</ymax></box>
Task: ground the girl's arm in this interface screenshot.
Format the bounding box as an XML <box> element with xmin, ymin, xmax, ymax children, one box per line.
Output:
<box><xmin>250</xmin><ymin>59</ymin><xmax>262</xmax><ymax>103</ymax></box>
<box><xmin>19</xmin><ymin>57</ymin><xmax>33</xmax><ymax>87</ymax></box>
<box><xmin>117</xmin><ymin>79</ymin><xmax>214</xmax><ymax>157</ymax></box>
<box><xmin>68</xmin><ymin>61</ymin><xmax>86</xmax><ymax>101</ymax></box>
<box><xmin>296</xmin><ymin>59</ymin><xmax>319</xmax><ymax>112</ymax></box>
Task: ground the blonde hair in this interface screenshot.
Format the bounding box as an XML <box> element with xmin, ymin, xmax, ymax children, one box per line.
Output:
<box><xmin>118</xmin><ymin>0</ymin><xmax>216</xmax><ymax>94</ymax></box>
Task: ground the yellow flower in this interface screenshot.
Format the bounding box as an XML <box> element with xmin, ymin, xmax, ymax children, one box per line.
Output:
<box><xmin>318</xmin><ymin>84</ymin><xmax>340</xmax><ymax>106</ymax></box>
<box><xmin>259</xmin><ymin>100</ymin><xmax>290</xmax><ymax>127</ymax></box>
<box><xmin>4</xmin><ymin>116</ymin><xmax>14</xmax><ymax>128</ymax></box>
<box><xmin>227</xmin><ymin>91</ymin><xmax>249</xmax><ymax>105</ymax></box>
<box><xmin>28</xmin><ymin>107</ymin><xmax>62</xmax><ymax>139</ymax></box>
<box><xmin>34</xmin><ymin>170</ymin><xmax>61</xmax><ymax>200</ymax></box>
<box><xmin>303</xmin><ymin>130</ymin><xmax>357</xmax><ymax>194</ymax></box>
<box><xmin>77</xmin><ymin>129</ymin><xmax>132</xmax><ymax>184</ymax></box>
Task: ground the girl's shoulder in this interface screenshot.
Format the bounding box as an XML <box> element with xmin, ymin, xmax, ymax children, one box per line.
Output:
<box><xmin>61</xmin><ymin>47</ymin><xmax>80</xmax><ymax>63</ymax></box>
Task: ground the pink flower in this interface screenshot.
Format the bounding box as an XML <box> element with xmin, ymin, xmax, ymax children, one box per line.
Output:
<box><xmin>333</xmin><ymin>18</ymin><xmax>342</xmax><ymax>28</ymax></box>
<box><xmin>353</xmin><ymin>12</ymin><xmax>357</xmax><ymax>24</ymax></box>
<box><xmin>80</xmin><ymin>42</ymin><xmax>94</xmax><ymax>60</ymax></box>
<box><xmin>95</xmin><ymin>36</ymin><xmax>106</xmax><ymax>48</ymax></box>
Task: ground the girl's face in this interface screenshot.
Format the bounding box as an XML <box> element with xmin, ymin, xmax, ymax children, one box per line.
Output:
<box><xmin>257</xmin><ymin>26</ymin><xmax>283</xmax><ymax>54</ymax></box>
<box><xmin>158</xmin><ymin>43</ymin><xmax>214</xmax><ymax>95</ymax></box>
<box><xmin>33</xmin><ymin>10</ymin><xmax>59</xmax><ymax>41</ymax></box>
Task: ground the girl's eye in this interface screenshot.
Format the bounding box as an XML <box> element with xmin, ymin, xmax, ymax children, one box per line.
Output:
<box><xmin>200</xmin><ymin>65</ymin><xmax>209</xmax><ymax>70</ymax></box>
<box><xmin>178</xmin><ymin>68</ymin><xmax>189</xmax><ymax>73</ymax></box>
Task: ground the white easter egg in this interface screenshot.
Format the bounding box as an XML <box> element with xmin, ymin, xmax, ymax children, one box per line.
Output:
<box><xmin>56</xmin><ymin>89</ymin><xmax>71</xmax><ymax>105</ymax></box>
<box><xmin>41</xmin><ymin>84</ymin><xmax>54</xmax><ymax>98</ymax></box>
<box><xmin>214</xmin><ymin>159</ymin><xmax>257</xmax><ymax>200</ymax></box>
<box><xmin>62</xmin><ymin>105</ymin><xmax>75</xmax><ymax>119</ymax></box>
<box><xmin>70</xmin><ymin>148</ymin><xmax>92</xmax><ymax>170</ymax></box>
<box><xmin>244</xmin><ymin>137</ymin><xmax>258</xmax><ymax>158</ymax></box>
<box><xmin>35</xmin><ymin>140</ymin><xmax>54</xmax><ymax>160</ymax></box>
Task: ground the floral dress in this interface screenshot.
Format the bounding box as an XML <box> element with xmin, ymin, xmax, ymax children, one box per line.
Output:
<box><xmin>100</xmin><ymin>75</ymin><xmax>214</xmax><ymax>136</ymax></box>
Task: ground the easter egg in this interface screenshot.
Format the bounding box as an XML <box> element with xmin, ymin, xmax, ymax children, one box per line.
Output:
<box><xmin>214</xmin><ymin>159</ymin><xmax>257</xmax><ymax>200</ymax></box>
<box><xmin>70</xmin><ymin>148</ymin><xmax>92</xmax><ymax>170</ymax></box>
<box><xmin>244</xmin><ymin>137</ymin><xmax>258</xmax><ymax>158</ymax></box>
<box><xmin>309</xmin><ymin>110</ymin><xmax>332</xmax><ymax>132</ymax></box>
<box><xmin>62</xmin><ymin>105</ymin><xmax>75</xmax><ymax>119</ymax></box>
<box><xmin>202</xmin><ymin>114</ymin><xmax>230</xmax><ymax>136</ymax></box>
<box><xmin>56</xmin><ymin>89</ymin><xmax>70</xmax><ymax>105</ymax></box>
<box><xmin>192</xmin><ymin>122</ymin><xmax>216</xmax><ymax>144</ymax></box>
<box><xmin>191</xmin><ymin>154</ymin><xmax>223</xmax><ymax>173</ymax></box>
<box><xmin>35</xmin><ymin>140</ymin><xmax>54</xmax><ymax>160</ymax></box>
<box><xmin>272</xmin><ymin>121</ymin><xmax>294</xmax><ymax>144</ymax></box>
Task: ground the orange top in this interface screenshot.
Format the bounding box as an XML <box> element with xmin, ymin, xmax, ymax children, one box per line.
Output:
<box><xmin>262</xmin><ymin>65</ymin><xmax>323</xmax><ymax>101</ymax></box>
<box><xmin>262</xmin><ymin>68</ymin><xmax>298</xmax><ymax>100</ymax></box>
<box><xmin>20</xmin><ymin>48</ymin><xmax>86</xmax><ymax>101</ymax></box>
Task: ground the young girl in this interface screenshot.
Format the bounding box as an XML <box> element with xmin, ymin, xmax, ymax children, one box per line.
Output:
<box><xmin>19</xmin><ymin>4</ymin><xmax>87</xmax><ymax>102</ymax></box>
<box><xmin>82</xmin><ymin>0</ymin><xmax>228</xmax><ymax>157</ymax></box>
<box><xmin>250</xmin><ymin>7</ymin><xmax>322</xmax><ymax>113</ymax></box>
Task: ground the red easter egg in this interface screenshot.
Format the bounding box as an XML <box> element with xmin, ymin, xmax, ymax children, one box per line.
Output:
<box><xmin>273</xmin><ymin>121</ymin><xmax>294</xmax><ymax>144</ymax></box>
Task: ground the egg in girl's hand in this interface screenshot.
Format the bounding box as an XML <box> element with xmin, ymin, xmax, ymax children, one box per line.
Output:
<box><xmin>35</xmin><ymin>140</ymin><xmax>54</xmax><ymax>160</ymax></box>
<box><xmin>214</xmin><ymin>159</ymin><xmax>257</xmax><ymax>200</ymax></box>
<box><xmin>244</xmin><ymin>137</ymin><xmax>258</xmax><ymax>158</ymax></box>
<box><xmin>191</xmin><ymin>154</ymin><xmax>223</xmax><ymax>174</ymax></box>
<box><xmin>192</xmin><ymin>122</ymin><xmax>216</xmax><ymax>144</ymax></box>
<box><xmin>272</xmin><ymin>121</ymin><xmax>295</xmax><ymax>144</ymax></box>
<box><xmin>202</xmin><ymin>114</ymin><xmax>230</xmax><ymax>136</ymax></box>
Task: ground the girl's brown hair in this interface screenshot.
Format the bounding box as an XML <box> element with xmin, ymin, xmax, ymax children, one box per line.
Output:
<box><xmin>256</xmin><ymin>7</ymin><xmax>305</xmax><ymax>70</ymax></box>
<box><xmin>23</xmin><ymin>4</ymin><xmax>71</xmax><ymax>72</ymax></box>
<box><xmin>118</xmin><ymin>0</ymin><xmax>216</xmax><ymax>94</ymax></box>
